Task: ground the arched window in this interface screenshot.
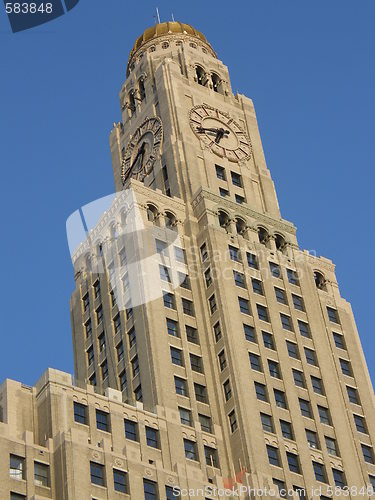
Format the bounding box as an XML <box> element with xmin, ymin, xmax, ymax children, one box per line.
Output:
<box><xmin>138</xmin><ymin>78</ymin><xmax>146</xmax><ymax>101</ymax></box>
<box><xmin>202</xmin><ymin>47</ymin><xmax>207</xmax><ymax>54</ymax></box>
<box><xmin>110</xmin><ymin>223</ymin><xmax>118</xmax><ymax>239</ymax></box>
<box><xmin>211</xmin><ymin>73</ymin><xmax>222</xmax><ymax>93</ymax></box>
<box><xmin>147</xmin><ymin>204</ymin><xmax>158</xmax><ymax>223</ymax></box>
<box><xmin>258</xmin><ymin>227</ymin><xmax>269</xmax><ymax>246</ymax></box>
<box><xmin>165</xmin><ymin>211</ymin><xmax>177</xmax><ymax>230</ymax></box>
<box><xmin>149</xmin><ymin>45</ymin><xmax>156</xmax><ymax>53</ymax></box>
<box><xmin>235</xmin><ymin>217</ymin><xmax>246</xmax><ymax>235</ymax></box>
<box><xmin>196</xmin><ymin>66</ymin><xmax>207</xmax><ymax>86</ymax></box>
<box><xmin>162</xmin><ymin>41</ymin><xmax>169</xmax><ymax>49</ymax></box>
<box><xmin>218</xmin><ymin>210</ymin><xmax>230</xmax><ymax>228</ymax></box>
<box><xmin>275</xmin><ymin>234</ymin><xmax>286</xmax><ymax>253</ymax></box>
<box><xmin>190</xmin><ymin>42</ymin><xmax>197</xmax><ymax>49</ymax></box>
<box><xmin>314</xmin><ymin>271</ymin><xmax>327</xmax><ymax>291</ymax></box>
<box><xmin>128</xmin><ymin>91</ymin><xmax>136</xmax><ymax>116</ymax></box>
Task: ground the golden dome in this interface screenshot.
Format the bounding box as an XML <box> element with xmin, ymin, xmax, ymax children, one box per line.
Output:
<box><xmin>127</xmin><ymin>21</ymin><xmax>216</xmax><ymax>74</ymax></box>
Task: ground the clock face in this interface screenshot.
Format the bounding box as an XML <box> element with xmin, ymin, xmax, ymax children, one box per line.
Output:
<box><xmin>121</xmin><ymin>116</ymin><xmax>163</xmax><ymax>184</ymax></box>
<box><xmin>189</xmin><ymin>105</ymin><xmax>252</xmax><ymax>162</ymax></box>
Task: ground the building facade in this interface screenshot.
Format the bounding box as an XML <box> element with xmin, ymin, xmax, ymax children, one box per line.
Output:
<box><xmin>1</xmin><ymin>21</ymin><xmax>375</xmax><ymax>500</ymax></box>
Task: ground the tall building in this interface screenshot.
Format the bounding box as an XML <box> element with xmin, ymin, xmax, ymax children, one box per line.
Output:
<box><xmin>1</xmin><ymin>21</ymin><xmax>375</xmax><ymax>500</ymax></box>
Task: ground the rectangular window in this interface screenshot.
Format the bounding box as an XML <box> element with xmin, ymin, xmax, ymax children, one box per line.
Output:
<box><xmin>132</xmin><ymin>355</ymin><xmax>140</xmax><ymax>377</ymax></box>
<box><xmin>298</xmin><ymin>320</ymin><xmax>310</xmax><ymax>338</ymax></box>
<box><xmin>93</xmin><ymin>280</ymin><xmax>101</xmax><ymax>298</ymax></box>
<box><xmin>90</xmin><ymin>462</ymin><xmax>105</xmax><ymax>487</ymax></box>
<box><xmin>179</xmin><ymin>407</ymin><xmax>192</xmax><ymax>426</ymax></box>
<box><xmin>333</xmin><ymin>332</ymin><xmax>345</xmax><ymax>349</ymax></box>
<box><xmin>194</xmin><ymin>383</ymin><xmax>208</xmax><ymax>404</ymax></box>
<box><xmin>304</xmin><ymin>348</ymin><xmax>317</xmax><ymax>366</ymax></box>
<box><xmin>179</xmin><ymin>272</ymin><xmax>191</xmax><ymax>290</ymax></box>
<box><xmin>182</xmin><ymin>298</ymin><xmax>194</xmax><ymax>316</ymax></box>
<box><xmin>275</xmin><ymin>287</ymin><xmax>287</xmax><ymax>304</ymax></box>
<box><xmin>204</xmin><ymin>268</ymin><xmax>212</xmax><ymax>288</ymax></box>
<box><xmin>144</xmin><ymin>479</ymin><xmax>157</xmax><ymax>500</ymax></box>
<box><xmin>292</xmin><ymin>294</ymin><xmax>305</xmax><ymax>311</ymax></box>
<box><xmin>333</xmin><ymin>469</ymin><xmax>346</xmax><ymax>488</ymax></box>
<box><xmin>325</xmin><ymin>436</ymin><xmax>339</xmax><ymax>456</ymax></box>
<box><xmin>174</xmin><ymin>246</ymin><xmax>186</xmax><ymax>264</ymax></box>
<box><xmin>116</xmin><ymin>342</ymin><xmax>124</xmax><ymax>362</ymax></box>
<box><xmin>113</xmin><ymin>314</ymin><xmax>121</xmax><ymax>335</ymax></box>
<box><xmin>186</xmin><ymin>325</ymin><xmax>199</xmax><ymax>344</ymax></box>
<box><xmin>229</xmin><ymin>410</ymin><xmax>238</xmax><ymax>432</ymax></box>
<box><xmin>184</xmin><ymin>439</ymin><xmax>198</xmax><ymax>461</ymax></box>
<box><xmin>313</xmin><ymin>461</ymin><xmax>327</xmax><ymax>483</ymax></box>
<box><xmin>354</xmin><ymin>414</ymin><xmax>368</xmax><ymax>434</ymax></box>
<box><xmin>247</xmin><ymin>252</ymin><xmax>258</xmax><ymax>269</ymax></box>
<box><xmin>262</xmin><ymin>332</ymin><xmax>275</xmax><ymax>350</ymax></box>
<box><xmin>74</xmin><ymin>402</ymin><xmax>87</xmax><ymax>425</ymax></box>
<box><xmin>257</xmin><ymin>304</ymin><xmax>270</xmax><ymax>322</ymax></box>
<box><xmin>369</xmin><ymin>475</ymin><xmax>375</xmax><ymax>489</ymax></box>
<box><xmin>252</xmin><ymin>278</ymin><xmax>263</xmax><ymax>295</ymax></box>
<box><xmin>199</xmin><ymin>414</ymin><xmax>212</xmax><ymax>433</ymax></box>
<box><xmin>200</xmin><ymin>243</ymin><xmax>208</xmax><ymax>262</ymax></box>
<box><xmin>146</xmin><ymin>427</ymin><xmax>159</xmax><ymax>448</ymax></box>
<box><xmin>205</xmin><ymin>446</ymin><xmax>219</xmax><ymax>468</ymax></box>
<box><xmin>10</xmin><ymin>494</ymin><xmax>26</xmax><ymax>500</ymax></box>
<box><xmin>339</xmin><ymin>358</ymin><xmax>352</xmax><ymax>376</ymax></box>
<box><xmin>218</xmin><ymin>350</ymin><xmax>227</xmax><ymax>371</ymax></box>
<box><xmin>274</xmin><ymin>389</ymin><xmax>287</xmax><ymax>409</ymax></box>
<box><xmin>166</xmin><ymin>318</ymin><xmax>179</xmax><ymax>337</ymax></box>
<box><xmin>268</xmin><ymin>360</ymin><xmax>281</xmax><ymax>379</ymax></box>
<box><xmin>166</xmin><ymin>486</ymin><xmax>180</xmax><ymax>499</ymax></box>
<box><xmin>219</xmin><ymin>187</ymin><xmax>229</xmax><ymax>197</ymax></box>
<box><xmin>209</xmin><ymin>294</ymin><xmax>217</xmax><ymax>314</ymax></box>
<box><xmin>89</xmin><ymin>372</ymin><xmax>96</xmax><ymax>386</ymax></box>
<box><xmin>244</xmin><ymin>324</ymin><xmax>256</xmax><ymax>342</ymax></box>
<box><xmin>293</xmin><ymin>369</ymin><xmax>306</xmax><ymax>388</ymax></box>
<box><xmin>311</xmin><ymin>376</ymin><xmax>325</xmax><ymax>395</ymax></box>
<box><xmin>119</xmin><ymin>371</ymin><xmax>127</xmax><ymax>391</ymax></box>
<box><xmin>34</xmin><ymin>462</ymin><xmax>50</xmax><ymax>487</ymax></box>
<box><xmin>190</xmin><ymin>354</ymin><xmax>203</xmax><ymax>373</ymax></box>
<box><xmin>287</xmin><ymin>341</ymin><xmax>299</xmax><ymax>359</ymax></box>
<box><xmin>223</xmin><ymin>379</ymin><xmax>232</xmax><ymax>401</ymax></box>
<box><xmin>124</xmin><ymin>419</ymin><xmax>138</xmax><ymax>441</ymax></box>
<box><xmin>213</xmin><ymin>322</ymin><xmax>222</xmax><ymax>342</ymax></box>
<box><xmin>362</xmin><ymin>444</ymin><xmax>375</xmax><ymax>464</ymax></box>
<box><xmin>82</xmin><ymin>293</ymin><xmax>89</xmax><ymax>312</ymax></box>
<box><xmin>273</xmin><ymin>479</ymin><xmax>287</xmax><ymax>498</ymax></box>
<box><xmin>96</xmin><ymin>306</ymin><xmax>103</xmax><ymax>325</ymax></box>
<box><xmin>163</xmin><ymin>292</ymin><xmax>176</xmax><ymax>309</ymax></box>
<box><xmin>287</xmin><ymin>269</ymin><xmax>299</xmax><ymax>285</ymax></box>
<box><xmin>134</xmin><ymin>384</ymin><xmax>143</xmax><ymax>402</ymax></box>
<box><xmin>10</xmin><ymin>455</ymin><xmax>25</xmax><ymax>480</ymax></box>
<box><xmin>215</xmin><ymin>164</ymin><xmax>226</xmax><ymax>180</ymax></box>
<box><xmin>85</xmin><ymin>319</ymin><xmax>92</xmax><ymax>338</ymax></box>
<box><xmin>280</xmin><ymin>313</ymin><xmax>293</xmax><ymax>331</ymax></box>
<box><xmin>156</xmin><ymin>238</ymin><xmax>168</xmax><ymax>255</ymax></box>
<box><xmin>98</xmin><ymin>334</ymin><xmax>106</xmax><ymax>354</ymax></box>
<box><xmin>269</xmin><ymin>262</ymin><xmax>282</xmax><ymax>279</ymax></box>
<box><xmin>96</xmin><ymin>409</ymin><xmax>110</xmax><ymax>432</ymax></box>
<box><xmin>261</xmin><ymin>413</ymin><xmax>274</xmax><ymax>433</ymax></box>
<box><xmin>171</xmin><ymin>347</ymin><xmax>183</xmax><ymax>366</ymax></box>
<box><xmin>234</xmin><ymin>271</ymin><xmax>246</xmax><ymax>288</ymax></box>
<box><xmin>231</xmin><ymin>171</ymin><xmax>242</xmax><ymax>187</ymax></box>
<box><xmin>280</xmin><ymin>420</ymin><xmax>294</xmax><ymax>440</ymax></box>
<box><xmin>175</xmin><ymin>377</ymin><xmax>188</xmax><ymax>397</ymax></box>
<box><xmin>267</xmin><ymin>445</ymin><xmax>280</xmax><ymax>467</ymax></box>
<box><xmin>346</xmin><ymin>386</ymin><xmax>360</xmax><ymax>404</ymax></box>
<box><xmin>306</xmin><ymin>429</ymin><xmax>319</xmax><ymax>449</ymax></box>
<box><xmin>318</xmin><ymin>405</ymin><xmax>331</xmax><ymax>425</ymax></box>
<box><xmin>229</xmin><ymin>245</ymin><xmax>240</xmax><ymax>262</ymax></box>
<box><xmin>299</xmin><ymin>399</ymin><xmax>312</xmax><ymax>418</ymax></box>
<box><xmin>238</xmin><ymin>297</ymin><xmax>250</xmax><ymax>315</ymax></box>
<box><xmin>287</xmin><ymin>452</ymin><xmax>301</xmax><ymax>474</ymax></box>
<box><xmin>255</xmin><ymin>382</ymin><xmax>268</xmax><ymax>402</ymax></box>
<box><xmin>159</xmin><ymin>265</ymin><xmax>171</xmax><ymax>282</ymax></box>
<box><xmin>249</xmin><ymin>353</ymin><xmax>262</xmax><ymax>372</ymax></box>
<box><xmin>128</xmin><ymin>326</ymin><xmax>136</xmax><ymax>348</ymax></box>
<box><xmin>113</xmin><ymin>469</ymin><xmax>128</xmax><ymax>493</ymax></box>
<box><xmin>327</xmin><ymin>306</ymin><xmax>340</xmax><ymax>324</ymax></box>
<box><xmin>235</xmin><ymin>194</ymin><xmax>245</xmax><ymax>204</ymax></box>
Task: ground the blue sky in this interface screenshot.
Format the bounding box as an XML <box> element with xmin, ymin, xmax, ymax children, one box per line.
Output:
<box><xmin>0</xmin><ymin>0</ymin><xmax>374</xmax><ymax>387</ymax></box>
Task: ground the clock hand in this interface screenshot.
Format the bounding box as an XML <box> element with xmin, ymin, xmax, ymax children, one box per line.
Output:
<box><xmin>215</xmin><ymin>128</ymin><xmax>230</xmax><ymax>144</ymax></box>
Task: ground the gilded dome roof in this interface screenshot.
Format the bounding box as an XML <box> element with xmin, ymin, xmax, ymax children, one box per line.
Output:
<box><xmin>127</xmin><ymin>21</ymin><xmax>216</xmax><ymax>74</ymax></box>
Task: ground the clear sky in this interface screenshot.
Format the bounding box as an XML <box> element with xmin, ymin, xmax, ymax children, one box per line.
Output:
<box><xmin>0</xmin><ymin>0</ymin><xmax>374</xmax><ymax>387</ymax></box>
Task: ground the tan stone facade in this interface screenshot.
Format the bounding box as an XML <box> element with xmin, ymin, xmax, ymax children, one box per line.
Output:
<box><xmin>1</xmin><ymin>21</ymin><xmax>375</xmax><ymax>500</ymax></box>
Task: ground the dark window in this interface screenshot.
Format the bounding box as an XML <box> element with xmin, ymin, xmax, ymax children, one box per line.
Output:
<box><xmin>354</xmin><ymin>414</ymin><xmax>368</xmax><ymax>434</ymax></box>
<box><xmin>313</xmin><ymin>461</ymin><xmax>327</xmax><ymax>483</ymax></box>
<box><xmin>171</xmin><ymin>347</ymin><xmax>183</xmax><ymax>366</ymax></box>
<box><xmin>311</xmin><ymin>376</ymin><xmax>324</xmax><ymax>395</ymax></box>
<box><xmin>159</xmin><ymin>265</ymin><xmax>171</xmax><ymax>282</ymax></box>
<box><xmin>261</xmin><ymin>413</ymin><xmax>274</xmax><ymax>433</ymax></box>
<box><xmin>182</xmin><ymin>298</ymin><xmax>194</xmax><ymax>316</ymax></box>
<box><xmin>269</xmin><ymin>262</ymin><xmax>281</xmax><ymax>279</ymax></box>
<box><xmin>82</xmin><ymin>293</ymin><xmax>89</xmax><ymax>311</ymax></box>
<box><xmin>113</xmin><ymin>469</ymin><xmax>128</xmax><ymax>493</ymax></box>
<box><xmin>247</xmin><ymin>252</ymin><xmax>258</xmax><ymax>269</ymax></box>
<box><xmin>299</xmin><ymin>399</ymin><xmax>312</xmax><ymax>418</ymax></box>
<box><xmin>262</xmin><ymin>332</ymin><xmax>275</xmax><ymax>350</ymax></box>
<box><xmin>184</xmin><ymin>439</ymin><xmax>198</xmax><ymax>461</ymax></box>
<box><xmin>333</xmin><ymin>469</ymin><xmax>346</xmax><ymax>488</ymax></box>
<box><xmin>113</xmin><ymin>314</ymin><xmax>121</xmax><ymax>335</ymax></box>
<box><xmin>167</xmin><ymin>319</ymin><xmax>179</xmax><ymax>337</ymax></box>
<box><xmin>298</xmin><ymin>320</ymin><xmax>310</xmax><ymax>338</ymax></box>
<box><xmin>190</xmin><ymin>354</ymin><xmax>203</xmax><ymax>373</ymax></box>
<box><xmin>304</xmin><ymin>348</ymin><xmax>317</xmax><ymax>366</ymax></box>
<box><xmin>273</xmin><ymin>479</ymin><xmax>287</xmax><ymax>498</ymax></box>
<box><xmin>215</xmin><ymin>165</ymin><xmax>226</xmax><ymax>180</ymax></box>
<box><xmin>249</xmin><ymin>353</ymin><xmax>262</xmax><ymax>372</ymax></box>
<box><xmin>292</xmin><ymin>294</ymin><xmax>305</xmax><ymax>311</ymax></box>
<box><xmin>209</xmin><ymin>294</ymin><xmax>217</xmax><ymax>314</ymax></box>
<box><xmin>90</xmin><ymin>462</ymin><xmax>105</xmax><ymax>487</ymax></box>
<box><xmin>34</xmin><ymin>461</ymin><xmax>49</xmax><ymax>487</ymax></box>
<box><xmin>229</xmin><ymin>245</ymin><xmax>240</xmax><ymax>262</ymax></box>
<box><xmin>204</xmin><ymin>268</ymin><xmax>212</xmax><ymax>288</ymax></box>
<box><xmin>128</xmin><ymin>327</ymin><xmax>136</xmax><ymax>348</ymax></box>
<box><xmin>318</xmin><ymin>405</ymin><xmax>331</xmax><ymax>425</ymax></box>
<box><xmin>116</xmin><ymin>342</ymin><xmax>124</xmax><ymax>362</ymax></box>
<box><xmin>179</xmin><ymin>272</ymin><xmax>191</xmax><ymax>290</ymax></box>
<box><xmin>369</xmin><ymin>474</ymin><xmax>375</xmax><ymax>489</ymax></box>
<box><xmin>194</xmin><ymin>383</ymin><xmax>208</xmax><ymax>404</ymax></box>
<box><xmin>186</xmin><ymin>325</ymin><xmax>199</xmax><ymax>344</ymax></box>
<box><xmin>267</xmin><ymin>445</ymin><xmax>280</xmax><ymax>467</ymax></box>
<box><xmin>218</xmin><ymin>350</ymin><xmax>227</xmax><ymax>371</ymax></box>
<box><xmin>200</xmin><ymin>243</ymin><xmax>208</xmax><ymax>262</ymax></box>
<box><xmin>231</xmin><ymin>171</ymin><xmax>242</xmax><ymax>187</ymax></box>
<box><xmin>219</xmin><ymin>187</ymin><xmax>229</xmax><ymax>197</ymax></box>
<box><xmin>144</xmin><ymin>479</ymin><xmax>158</xmax><ymax>500</ymax></box>
<box><xmin>234</xmin><ymin>271</ymin><xmax>246</xmax><ymax>288</ymax></box>
<box><xmin>287</xmin><ymin>452</ymin><xmax>301</xmax><ymax>474</ymax></box>
<box><xmin>124</xmin><ymin>419</ymin><xmax>138</xmax><ymax>441</ymax></box>
<box><xmin>274</xmin><ymin>389</ymin><xmax>287</xmax><ymax>409</ymax></box>
<box><xmin>96</xmin><ymin>306</ymin><xmax>103</xmax><ymax>325</ymax></box>
<box><xmin>293</xmin><ymin>369</ymin><xmax>306</xmax><ymax>388</ymax></box>
<box><xmin>163</xmin><ymin>292</ymin><xmax>176</xmax><ymax>309</ymax></box>
<box><xmin>119</xmin><ymin>371</ymin><xmax>127</xmax><ymax>391</ymax></box>
<box><xmin>268</xmin><ymin>360</ymin><xmax>281</xmax><ymax>379</ymax></box>
<box><xmin>280</xmin><ymin>313</ymin><xmax>293</xmax><ymax>331</ymax></box>
<box><xmin>74</xmin><ymin>402</ymin><xmax>87</xmax><ymax>425</ymax></box>
<box><xmin>10</xmin><ymin>494</ymin><xmax>26</xmax><ymax>500</ymax></box>
<box><xmin>98</xmin><ymin>333</ymin><xmax>106</xmax><ymax>352</ymax></box>
<box><xmin>146</xmin><ymin>427</ymin><xmax>159</xmax><ymax>448</ymax></box>
<box><xmin>175</xmin><ymin>377</ymin><xmax>188</xmax><ymax>397</ymax></box>
<box><xmin>238</xmin><ymin>297</ymin><xmax>250</xmax><ymax>315</ymax></box>
<box><xmin>85</xmin><ymin>319</ymin><xmax>92</xmax><ymax>338</ymax></box>
<box><xmin>93</xmin><ymin>281</ymin><xmax>100</xmax><ymax>299</ymax></box>
<box><xmin>174</xmin><ymin>247</ymin><xmax>186</xmax><ymax>264</ymax></box>
<box><xmin>280</xmin><ymin>420</ymin><xmax>294</xmax><ymax>440</ymax></box>
<box><xmin>166</xmin><ymin>486</ymin><xmax>180</xmax><ymax>499</ymax></box>
<box><xmin>255</xmin><ymin>382</ymin><xmax>268</xmax><ymax>402</ymax></box>
<box><xmin>229</xmin><ymin>410</ymin><xmax>237</xmax><ymax>432</ymax></box>
<box><xmin>205</xmin><ymin>446</ymin><xmax>219</xmax><ymax>467</ymax></box>
<box><xmin>223</xmin><ymin>379</ymin><xmax>232</xmax><ymax>401</ymax></box>
<box><xmin>339</xmin><ymin>358</ymin><xmax>352</xmax><ymax>376</ymax></box>
<box><xmin>287</xmin><ymin>341</ymin><xmax>300</xmax><ymax>359</ymax></box>
<box><xmin>89</xmin><ymin>372</ymin><xmax>96</xmax><ymax>386</ymax></box>
<box><xmin>235</xmin><ymin>194</ymin><xmax>245</xmax><ymax>204</ymax></box>
<box><xmin>132</xmin><ymin>355</ymin><xmax>140</xmax><ymax>377</ymax></box>
<box><xmin>252</xmin><ymin>279</ymin><xmax>263</xmax><ymax>295</ymax></box>
<box><xmin>346</xmin><ymin>386</ymin><xmax>360</xmax><ymax>404</ymax></box>
<box><xmin>134</xmin><ymin>384</ymin><xmax>143</xmax><ymax>402</ymax></box>
<box><xmin>10</xmin><ymin>455</ymin><xmax>25</xmax><ymax>480</ymax></box>
<box><xmin>333</xmin><ymin>332</ymin><xmax>345</xmax><ymax>349</ymax></box>
<box><xmin>325</xmin><ymin>436</ymin><xmax>339</xmax><ymax>456</ymax></box>
<box><xmin>199</xmin><ymin>414</ymin><xmax>212</xmax><ymax>433</ymax></box>
<box><xmin>179</xmin><ymin>407</ymin><xmax>192</xmax><ymax>426</ymax></box>
<box><xmin>362</xmin><ymin>444</ymin><xmax>375</xmax><ymax>464</ymax></box>
<box><xmin>327</xmin><ymin>306</ymin><xmax>340</xmax><ymax>324</ymax></box>
<box><xmin>213</xmin><ymin>322</ymin><xmax>222</xmax><ymax>342</ymax></box>
<box><xmin>96</xmin><ymin>410</ymin><xmax>109</xmax><ymax>432</ymax></box>
<box><xmin>275</xmin><ymin>287</ymin><xmax>287</xmax><ymax>304</ymax></box>
<box><xmin>244</xmin><ymin>324</ymin><xmax>256</xmax><ymax>342</ymax></box>
<box><xmin>306</xmin><ymin>429</ymin><xmax>319</xmax><ymax>449</ymax></box>
<box><xmin>287</xmin><ymin>269</ymin><xmax>299</xmax><ymax>285</ymax></box>
<box><xmin>257</xmin><ymin>304</ymin><xmax>269</xmax><ymax>322</ymax></box>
